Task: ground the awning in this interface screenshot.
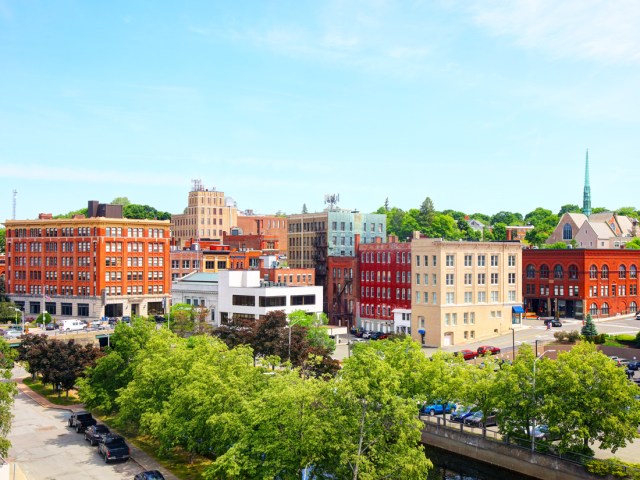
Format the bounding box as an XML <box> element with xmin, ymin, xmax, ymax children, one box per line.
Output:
<box><xmin>512</xmin><ymin>306</ymin><xmax>525</xmax><ymax>314</ymax></box>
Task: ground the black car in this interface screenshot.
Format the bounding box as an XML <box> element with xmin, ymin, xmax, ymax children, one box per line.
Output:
<box><xmin>134</xmin><ymin>471</ymin><xmax>166</xmax><ymax>480</ymax></box>
<box><xmin>84</xmin><ymin>424</ymin><xmax>110</xmax><ymax>446</ymax></box>
<box><xmin>153</xmin><ymin>315</ymin><xmax>165</xmax><ymax>323</ymax></box>
<box><xmin>45</xmin><ymin>323</ymin><xmax>57</xmax><ymax>331</ymax></box>
<box><xmin>545</xmin><ymin>319</ymin><xmax>562</xmax><ymax>327</ymax></box>
<box><xmin>626</xmin><ymin>360</ymin><xmax>640</xmax><ymax>371</ymax></box>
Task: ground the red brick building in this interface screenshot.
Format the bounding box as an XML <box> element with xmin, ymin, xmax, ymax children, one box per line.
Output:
<box><xmin>523</xmin><ymin>248</ymin><xmax>640</xmax><ymax>320</ymax></box>
<box><xmin>358</xmin><ymin>237</ymin><xmax>411</xmax><ymax>332</ymax></box>
<box><xmin>223</xmin><ymin>232</ymin><xmax>280</xmax><ymax>254</ymax></box>
<box><xmin>327</xmin><ymin>256</ymin><xmax>357</xmax><ymax>328</ymax></box>
<box><xmin>236</xmin><ymin>214</ymin><xmax>288</xmax><ymax>255</ymax></box>
<box><xmin>5</xmin><ymin>201</ymin><xmax>171</xmax><ymax>320</ymax></box>
<box><xmin>261</xmin><ymin>267</ymin><xmax>315</xmax><ymax>286</ymax></box>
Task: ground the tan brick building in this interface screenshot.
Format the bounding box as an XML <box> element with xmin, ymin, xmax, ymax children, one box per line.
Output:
<box><xmin>171</xmin><ymin>180</ymin><xmax>238</xmax><ymax>248</ymax></box>
<box><xmin>410</xmin><ymin>236</ymin><xmax>523</xmax><ymax>347</ymax></box>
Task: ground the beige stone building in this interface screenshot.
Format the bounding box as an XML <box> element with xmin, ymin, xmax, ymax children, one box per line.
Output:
<box><xmin>171</xmin><ymin>180</ymin><xmax>238</xmax><ymax>248</ymax></box>
<box><xmin>410</xmin><ymin>237</ymin><xmax>523</xmax><ymax>348</ymax></box>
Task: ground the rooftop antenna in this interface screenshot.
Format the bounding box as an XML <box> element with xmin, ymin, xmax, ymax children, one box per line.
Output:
<box><xmin>324</xmin><ymin>193</ymin><xmax>340</xmax><ymax>211</ymax></box>
<box><xmin>192</xmin><ymin>179</ymin><xmax>204</xmax><ymax>192</ymax></box>
<box><xmin>12</xmin><ymin>189</ymin><xmax>17</xmax><ymax>220</ymax></box>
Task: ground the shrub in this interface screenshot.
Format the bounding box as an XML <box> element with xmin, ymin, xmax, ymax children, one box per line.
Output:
<box><xmin>594</xmin><ymin>333</ymin><xmax>608</xmax><ymax>345</ymax></box>
<box><xmin>615</xmin><ymin>334</ymin><xmax>637</xmax><ymax>344</ymax></box>
<box><xmin>553</xmin><ymin>330</ymin><xmax>581</xmax><ymax>343</ymax></box>
<box><xmin>585</xmin><ymin>458</ymin><xmax>640</xmax><ymax>479</ymax></box>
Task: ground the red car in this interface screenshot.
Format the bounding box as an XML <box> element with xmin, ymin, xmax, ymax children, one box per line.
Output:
<box><xmin>455</xmin><ymin>349</ymin><xmax>478</xmax><ymax>361</ymax></box>
<box><xmin>477</xmin><ymin>345</ymin><xmax>501</xmax><ymax>356</ymax></box>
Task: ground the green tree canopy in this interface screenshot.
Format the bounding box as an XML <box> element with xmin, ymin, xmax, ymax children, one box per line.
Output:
<box><xmin>111</xmin><ymin>197</ymin><xmax>131</xmax><ymax>206</ymax></box>
<box><xmin>558</xmin><ymin>204</ymin><xmax>581</xmax><ymax>216</ymax></box>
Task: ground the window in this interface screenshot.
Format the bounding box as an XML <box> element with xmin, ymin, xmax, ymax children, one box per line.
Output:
<box><xmin>631</xmin><ymin>301</ymin><xmax>637</xmax><ymax>313</ymax></box>
<box><xmin>464</xmin><ymin>255</ymin><xmax>472</xmax><ymax>267</ymax></box>
<box><xmin>259</xmin><ymin>296</ymin><xmax>286</xmax><ymax>307</ymax></box>
<box><xmin>446</xmin><ymin>255</ymin><xmax>454</xmax><ymax>266</ymax></box>
<box><xmin>601</xmin><ymin>302</ymin><xmax>610</xmax><ymax>315</ymax></box>
<box><xmin>509</xmin><ymin>290</ymin><xmax>516</xmax><ymax>301</ymax></box>
<box><xmin>540</xmin><ymin>265</ymin><xmax>549</xmax><ymax>279</ymax></box>
<box><xmin>232</xmin><ymin>295</ymin><xmax>256</xmax><ymax>306</ymax></box>
<box><xmin>424</xmin><ymin>255</ymin><xmax>428</xmax><ymax>267</ymax></box>
<box><xmin>464</xmin><ymin>292</ymin><xmax>472</xmax><ymax>303</ymax></box>
<box><xmin>446</xmin><ymin>274</ymin><xmax>454</xmax><ymax>285</ymax></box>
<box><xmin>424</xmin><ymin>274</ymin><xmax>429</xmax><ymax>285</ymax></box>
<box><xmin>619</xmin><ymin>265</ymin><xmax>627</xmax><ymax>279</ymax></box>
<box><xmin>491</xmin><ymin>291</ymin><xmax>499</xmax><ymax>302</ymax></box>
<box><xmin>554</xmin><ymin>265</ymin><xmax>563</xmax><ymax>279</ymax></box>
<box><xmin>416</xmin><ymin>273</ymin><xmax>420</xmax><ymax>284</ymax></box>
<box><xmin>432</xmin><ymin>274</ymin><xmax>437</xmax><ymax>285</ymax></box>
<box><xmin>631</xmin><ymin>265</ymin><xmax>637</xmax><ymax>279</ymax></box>
<box><xmin>464</xmin><ymin>273</ymin><xmax>472</xmax><ymax>285</ymax></box>
<box><xmin>432</xmin><ymin>293</ymin><xmax>437</xmax><ymax>304</ymax></box>
<box><xmin>508</xmin><ymin>255</ymin><xmax>516</xmax><ymax>267</ymax></box>
<box><xmin>291</xmin><ymin>295</ymin><xmax>316</xmax><ymax>305</ymax></box>
<box><xmin>432</xmin><ymin>255</ymin><xmax>437</xmax><ymax>266</ymax></box>
<box><xmin>78</xmin><ymin>304</ymin><xmax>89</xmax><ymax>317</ymax></box>
<box><xmin>416</xmin><ymin>256</ymin><xmax>420</xmax><ymax>267</ymax></box>
<box><xmin>526</xmin><ymin>265</ymin><xmax>535</xmax><ymax>279</ymax></box>
<box><xmin>463</xmin><ymin>313</ymin><xmax>468</xmax><ymax>324</ymax></box>
<box><xmin>416</xmin><ymin>291</ymin><xmax>421</xmax><ymax>303</ymax></box>
<box><xmin>446</xmin><ymin>292</ymin><xmax>454</xmax><ymax>304</ymax></box>
<box><xmin>477</xmin><ymin>291</ymin><xmax>486</xmax><ymax>302</ymax></box>
<box><xmin>508</xmin><ymin>273</ymin><xmax>516</xmax><ymax>284</ymax></box>
<box><xmin>590</xmin><ymin>303</ymin><xmax>598</xmax><ymax>315</ymax></box>
<box><xmin>477</xmin><ymin>255</ymin><xmax>485</xmax><ymax>267</ymax></box>
<box><xmin>470</xmin><ymin>312</ymin><xmax>475</xmax><ymax>324</ymax></box>
<box><xmin>61</xmin><ymin>303</ymin><xmax>72</xmax><ymax>315</ymax></box>
<box><xmin>601</xmin><ymin>265</ymin><xmax>609</xmax><ymax>279</ymax></box>
<box><xmin>562</xmin><ymin>223</ymin><xmax>572</xmax><ymax>240</ymax></box>
<box><xmin>491</xmin><ymin>273</ymin><xmax>498</xmax><ymax>285</ymax></box>
<box><xmin>491</xmin><ymin>255</ymin><xmax>498</xmax><ymax>267</ymax></box>
<box><xmin>444</xmin><ymin>314</ymin><xmax>450</xmax><ymax>326</ymax></box>
<box><xmin>590</xmin><ymin>265</ymin><xmax>598</xmax><ymax>279</ymax></box>
<box><xmin>568</xmin><ymin>264</ymin><xmax>578</xmax><ymax>280</ymax></box>
<box><xmin>477</xmin><ymin>273</ymin><xmax>485</xmax><ymax>285</ymax></box>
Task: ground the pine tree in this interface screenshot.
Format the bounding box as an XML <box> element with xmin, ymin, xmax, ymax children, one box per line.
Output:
<box><xmin>581</xmin><ymin>314</ymin><xmax>598</xmax><ymax>340</ymax></box>
<box><xmin>302</xmin><ymin>203</ymin><xmax>308</xmax><ymax>214</ymax></box>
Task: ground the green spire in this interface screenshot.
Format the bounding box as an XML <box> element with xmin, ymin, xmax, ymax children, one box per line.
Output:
<box><xmin>582</xmin><ymin>149</ymin><xmax>592</xmax><ymax>216</ymax></box>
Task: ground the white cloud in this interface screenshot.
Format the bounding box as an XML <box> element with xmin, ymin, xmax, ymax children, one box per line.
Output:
<box><xmin>467</xmin><ymin>0</ymin><xmax>640</xmax><ymax>64</ymax></box>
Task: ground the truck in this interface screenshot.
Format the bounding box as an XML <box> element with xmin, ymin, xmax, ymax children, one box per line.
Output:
<box><xmin>67</xmin><ymin>411</ymin><xmax>97</xmax><ymax>433</ymax></box>
<box><xmin>59</xmin><ymin>319</ymin><xmax>87</xmax><ymax>331</ymax></box>
<box><xmin>97</xmin><ymin>434</ymin><xmax>130</xmax><ymax>463</ymax></box>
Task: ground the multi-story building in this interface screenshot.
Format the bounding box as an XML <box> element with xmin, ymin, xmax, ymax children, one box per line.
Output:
<box><xmin>546</xmin><ymin>212</ymin><xmax>640</xmax><ymax>249</ymax></box>
<box><xmin>287</xmin><ymin>209</ymin><xmax>386</xmax><ymax>315</ymax></box>
<box><xmin>261</xmin><ymin>266</ymin><xmax>315</xmax><ymax>286</ymax></box>
<box><xmin>4</xmin><ymin>200</ymin><xmax>171</xmax><ymax>321</ymax></box>
<box><xmin>223</xmin><ymin>232</ymin><xmax>281</xmax><ymax>254</ymax></box>
<box><xmin>326</xmin><ymin>255</ymin><xmax>358</xmax><ymax>328</ymax></box>
<box><xmin>236</xmin><ymin>213</ymin><xmax>288</xmax><ymax>255</ymax></box>
<box><xmin>410</xmin><ymin>236</ymin><xmax>523</xmax><ymax>347</ymax></box>
<box><xmin>523</xmin><ymin>248</ymin><xmax>640</xmax><ymax>320</ymax></box>
<box><xmin>170</xmin><ymin>179</ymin><xmax>238</xmax><ymax>248</ymax></box>
<box><xmin>506</xmin><ymin>225</ymin><xmax>534</xmax><ymax>242</ymax></box>
<box><xmin>357</xmin><ymin>237</ymin><xmax>411</xmax><ymax>333</ymax></box>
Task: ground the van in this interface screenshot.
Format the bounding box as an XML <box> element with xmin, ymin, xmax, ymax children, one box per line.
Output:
<box><xmin>59</xmin><ymin>319</ymin><xmax>87</xmax><ymax>331</ymax></box>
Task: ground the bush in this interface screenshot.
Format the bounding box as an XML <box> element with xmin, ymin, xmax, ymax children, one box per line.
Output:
<box><xmin>554</xmin><ymin>330</ymin><xmax>581</xmax><ymax>343</ymax></box>
<box><xmin>594</xmin><ymin>333</ymin><xmax>608</xmax><ymax>345</ymax></box>
<box><xmin>586</xmin><ymin>458</ymin><xmax>640</xmax><ymax>479</ymax></box>
<box><xmin>615</xmin><ymin>334</ymin><xmax>637</xmax><ymax>344</ymax></box>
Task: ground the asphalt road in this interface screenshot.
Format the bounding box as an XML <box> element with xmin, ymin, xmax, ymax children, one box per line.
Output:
<box><xmin>9</xmin><ymin>391</ymin><xmax>144</xmax><ymax>480</ymax></box>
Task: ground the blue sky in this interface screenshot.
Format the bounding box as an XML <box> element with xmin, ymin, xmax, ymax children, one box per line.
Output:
<box><xmin>2</xmin><ymin>0</ymin><xmax>640</xmax><ymax>222</ymax></box>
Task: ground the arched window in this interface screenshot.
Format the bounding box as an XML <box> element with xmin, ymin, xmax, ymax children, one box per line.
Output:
<box><xmin>601</xmin><ymin>302</ymin><xmax>609</xmax><ymax>315</ymax></box>
<box><xmin>526</xmin><ymin>264</ymin><xmax>536</xmax><ymax>279</ymax></box>
<box><xmin>554</xmin><ymin>265</ymin><xmax>564</xmax><ymax>279</ymax></box>
<box><xmin>619</xmin><ymin>265</ymin><xmax>627</xmax><ymax>279</ymax></box>
<box><xmin>590</xmin><ymin>303</ymin><xmax>599</xmax><ymax>316</ymax></box>
<box><xmin>589</xmin><ymin>265</ymin><xmax>598</xmax><ymax>279</ymax></box>
<box><xmin>631</xmin><ymin>301</ymin><xmax>637</xmax><ymax>313</ymax></box>
<box><xmin>568</xmin><ymin>264</ymin><xmax>578</xmax><ymax>280</ymax></box>
<box><xmin>631</xmin><ymin>265</ymin><xmax>637</xmax><ymax>279</ymax></box>
<box><xmin>601</xmin><ymin>265</ymin><xmax>609</xmax><ymax>279</ymax></box>
<box><xmin>540</xmin><ymin>265</ymin><xmax>549</xmax><ymax>279</ymax></box>
<box><xmin>562</xmin><ymin>223</ymin><xmax>573</xmax><ymax>240</ymax></box>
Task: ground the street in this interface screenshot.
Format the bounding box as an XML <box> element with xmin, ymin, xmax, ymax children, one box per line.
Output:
<box><xmin>8</xmin><ymin>390</ymin><xmax>142</xmax><ymax>480</ymax></box>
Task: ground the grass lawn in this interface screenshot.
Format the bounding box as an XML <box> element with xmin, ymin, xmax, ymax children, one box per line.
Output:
<box><xmin>22</xmin><ymin>377</ymin><xmax>83</xmax><ymax>406</ymax></box>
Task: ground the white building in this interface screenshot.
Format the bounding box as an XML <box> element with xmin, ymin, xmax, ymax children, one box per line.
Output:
<box><xmin>170</xmin><ymin>272</ymin><xmax>219</xmax><ymax>323</ymax></box>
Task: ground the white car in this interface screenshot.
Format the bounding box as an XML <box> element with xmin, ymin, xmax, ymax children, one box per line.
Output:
<box><xmin>4</xmin><ymin>330</ymin><xmax>23</xmax><ymax>339</ymax></box>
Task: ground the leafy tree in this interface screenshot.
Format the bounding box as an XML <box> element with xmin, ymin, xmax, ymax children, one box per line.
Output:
<box><xmin>426</xmin><ymin>213</ymin><xmax>460</xmax><ymax>240</ymax></box>
<box><xmin>288</xmin><ymin>310</ymin><xmax>335</xmax><ymax>353</ymax></box>
<box><xmin>17</xmin><ymin>333</ymin><xmax>49</xmax><ymax>379</ymax></box>
<box><xmin>0</xmin><ymin>228</ymin><xmax>5</xmax><ymax>253</ymax></box>
<box><xmin>543</xmin><ymin>343</ymin><xmax>640</xmax><ymax>454</ymax></box>
<box><xmin>625</xmin><ymin>238</ymin><xmax>640</xmax><ymax>249</ymax></box>
<box><xmin>123</xmin><ymin>204</ymin><xmax>171</xmax><ymax>220</ymax></box>
<box><xmin>111</xmin><ymin>197</ymin><xmax>131</xmax><ymax>206</ymax></box>
<box><xmin>459</xmin><ymin>357</ymin><xmax>501</xmax><ymax>431</ymax></box>
<box><xmin>558</xmin><ymin>204</ymin><xmax>581</xmax><ymax>216</ymax></box>
<box><xmin>419</xmin><ymin>197</ymin><xmax>436</xmax><ymax>227</ymax></box>
<box><xmin>616</xmin><ymin>206</ymin><xmax>639</xmax><ymax>218</ymax></box>
<box><xmin>415</xmin><ymin>351</ymin><xmax>465</xmax><ymax>425</ymax></box>
<box><xmin>469</xmin><ymin>213</ymin><xmax>491</xmax><ymax>224</ymax></box>
<box><xmin>581</xmin><ymin>314</ymin><xmax>598</xmax><ymax>340</ymax></box>
<box><xmin>36</xmin><ymin>312</ymin><xmax>53</xmax><ymax>325</ymax></box>
<box><xmin>524</xmin><ymin>207</ymin><xmax>558</xmax><ymax>229</ymax></box>
<box><xmin>442</xmin><ymin>210</ymin><xmax>467</xmax><ymax>222</ymax></box>
<box><xmin>492</xmin><ymin>223</ymin><xmax>507</xmax><ymax>241</ymax></box>
<box><xmin>168</xmin><ymin>303</ymin><xmax>196</xmax><ymax>337</ymax></box>
<box><xmin>592</xmin><ymin>207</ymin><xmax>608</xmax><ymax>214</ymax></box>
<box><xmin>0</xmin><ymin>337</ymin><xmax>17</xmax><ymax>456</ymax></box>
<box><xmin>0</xmin><ymin>302</ymin><xmax>19</xmax><ymax>323</ymax></box>
<box><xmin>54</xmin><ymin>207</ymin><xmax>88</xmax><ymax>219</ymax></box>
<box><xmin>491</xmin><ymin>211</ymin><xmax>523</xmax><ymax>226</ymax></box>
<box><xmin>545</xmin><ymin>242</ymin><xmax>568</xmax><ymax>249</ymax></box>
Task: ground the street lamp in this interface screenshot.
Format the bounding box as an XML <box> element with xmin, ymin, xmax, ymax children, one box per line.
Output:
<box><xmin>532</xmin><ymin>349</ymin><xmax>556</xmax><ymax>453</ymax></box>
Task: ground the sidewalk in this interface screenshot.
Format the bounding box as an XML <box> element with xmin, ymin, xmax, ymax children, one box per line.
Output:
<box><xmin>13</xmin><ymin>376</ymin><xmax>180</xmax><ymax>480</ymax></box>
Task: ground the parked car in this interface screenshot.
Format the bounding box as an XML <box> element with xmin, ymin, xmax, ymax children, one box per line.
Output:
<box><xmin>450</xmin><ymin>405</ymin><xmax>477</xmax><ymax>423</ymax></box>
<box><xmin>454</xmin><ymin>349</ymin><xmax>478</xmax><ymax>361</ymax></box>
<box><xmin>362</xmin><ymin>331</ymin><xmax>373</xmax><ymax>339</ymax></box>
<box><xmin>370</xmin><ymin>332</ymin><xmax>388</xmax><ymax>340</ymax></box>
<box><xmin>636</xmin><ymin>312</ymin><xmax>640</xmax><ymax>320</ymax></box>
<box><xmin>45</xmin><ymin>323</ymin><xmax>57</xmax><ymax>331</ymax></box>
<box><xmin>4</xmin><ymin>330</ymin><xmax>23</xmax><ymax>339</ymax></box>
<box><xmin>419</xmin><ymin>401</ymin><xmax>457</xmax><ymax>416</ymax></box>
<box><xmin>477</xmin><ymin>345</ymin><xmax>501</xmax><ymax>355</ymax></box>
<box><xmin>134</xmin><ymin>471</ymin><xmax>166</xmax><ymax>480</ymax></box>
<box><xmin>545</xmin><ymin>319</ymin><xmax>562</xmax><ymax>327</ymax></box>
<box><xmin>464</xmin><ymin>410</ymin><xmax>498</xmax><ymax>428</ymax></box>
<box><xmin>609</xmin><ymin>356</ymin><xmax>630</xmax><ymax>367</ymax></box>
<box><xmin>529</xmin><ymin>424</ymin><xmax>559</xmax><ymax>442</ymax></box>
<box><xmin>98</xmin><ymin>434</ymin><xmax>130</xmax><ymax>463</ymax></box>
<box><xmin>84</xmin><ymin>424</ymin><xmax>111</xmax><ymax>446</ymax></box>
<box><xmin>626</xmin><ymin>360</ymin><xmax>640</xmax><ymax>371</ymax></box>
<box><xmin>68</xmin><ymin>411</ymin><xmax>97</xmax><ymax>433</ymax></box>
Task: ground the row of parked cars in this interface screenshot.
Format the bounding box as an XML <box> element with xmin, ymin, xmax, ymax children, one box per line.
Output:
<box><xmin>67</xmin><ymin>411</ymin><xmax>165</xmax><ymax>479</ymax></box>
<box><xmin>454</xmin><ymin>345</ymin><xmax>502</xmax><ymax>361</ymax></box>
<box><xmin>351</xmin><ymin>329</ymin><xmax>389</xmax><ymax>340</ymax></box>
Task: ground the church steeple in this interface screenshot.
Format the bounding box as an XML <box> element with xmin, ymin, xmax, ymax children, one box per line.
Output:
<box><xmin>582</xmin><ymin>149</ymin><xmax>592</xmax><ymax>216</ymax></box>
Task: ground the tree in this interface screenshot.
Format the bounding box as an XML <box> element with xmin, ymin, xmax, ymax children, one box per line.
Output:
<box><xmin>17</xmin><ymin>333</ymin><xmax>49</xmax><ymax>379</ymax></box>
<box><xmin>543</xmin><ymin>342</ymin><xmax>640</xmax><ymax>454</ymax></box>
<box><xmin>419</xmin><ymin>197</ymin><xmax>436</xmax><ymax>227</ymax></box>
<box><xmin>0</xmin><ymin>337</ymin><xmax>17</xmax><ymax>456</ymax></box>
<box><xmin>616</xmin><ymin>206</ymin><xmax>639</xmax><ymax>218</ymax></box>
<box><xmin>384</xmin><ymin>197</ymin><xmax>389</xmax><ymax>212</ymax></box>
<box><xmin>36</xmin><ymin>312</ymin><xmax>53</xmax><ymax>325</ymax></box>
<box><xmin>581</xmin><ymin>314</ymin><xmax>598</xmax><ymax>340</ymax></box>
<box><xmin>168</xmin><ymin>303</ymin><xmax>195</xmax><ymax>337</ymax></box>
<box><xmin>0</xmin><ymin>302</ymin><xmax>19</xmax><ymax>323</ymax></box>
<box><xmin>302</xmin><ymin>203</ymin><xmax>308</xmax><ymax>214</ymax></box>
<box><xmin>558</xmin><ymin>204</ymin><xmax>581</xmax><ymax>216</ymax></box>
<box><xmin>111</xmin><ymin>197</ymin><xmax>131</xmax><ymax>206</ymax></box>
<box><xmin>459</xmin><ymin>357</ymin><xmax>501</xmax><ymax>432</ymax></box>
<box><xmin>426</xmin><ymin>213</ymin><xmax>460</xmax><ymax>240</ymax></box>
<box><xmin>592</xmin><ymin>207</ymin><xmax>608</xmax><ymax>214</ymax></box>
<box><xmin>625</xmin><ymin>238</ymin><xmax>640</xmax><ymax>249</ymax></box>
<box><xmin>492</xmin><ymin>223</ymin><xmax>507</xmax><ymax>241</ymax></box>
<box><xmin>490</xmin><ymin>211</ymin><xmax>523</xmax><ymax>226</ymax></box>
<box><xmin>545</xmin><ymin>242</ymin><xmax>568</xmax><ymax>249</ymax></box>
<box><xmin>287</xmin><ymin>310</ymin><xmax>335</xmax><ymax>353</ymax></box>
<box><xmin>0</xmin><ymin>228</ymin><xmax>5</xmax><ymax>254</ymax></box>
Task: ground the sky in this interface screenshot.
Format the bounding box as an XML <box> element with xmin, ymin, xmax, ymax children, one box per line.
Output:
<box><xmin>2</xmin><ymin>0</ymin><xmax>640</xmax><ymax>223</ymax></box>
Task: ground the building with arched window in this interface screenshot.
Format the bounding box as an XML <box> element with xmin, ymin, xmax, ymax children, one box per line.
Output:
<box><xmin>546</xmin><ymin>212</ymin><xmax>640</xmax><ymax>248</ymax></box>
<box><xmin>523</xmin><ymin>249</ymin><xmax>640</xmax><ymax>319</ymax></box>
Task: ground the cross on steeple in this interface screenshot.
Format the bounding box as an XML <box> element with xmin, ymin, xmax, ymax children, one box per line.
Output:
<box><xmin>582</xmin><ymin>149</ymin><xmax>592</xmax><ymax>216</ymax></box>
